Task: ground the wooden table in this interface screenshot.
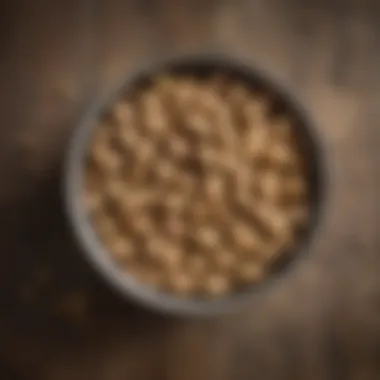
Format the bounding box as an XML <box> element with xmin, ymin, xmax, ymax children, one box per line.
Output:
<box><xmin>1</xmin><ymin>1</ymin><xmax>379</xmax><ymax>379</ymax></box>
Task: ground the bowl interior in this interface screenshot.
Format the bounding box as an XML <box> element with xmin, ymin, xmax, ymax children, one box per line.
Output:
<box><xmin>65</xmin><ymin>57</ymin><xmax>325</xmax><ymax>316</ymax></box>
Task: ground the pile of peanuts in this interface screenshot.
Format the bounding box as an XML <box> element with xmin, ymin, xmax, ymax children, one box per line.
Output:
<box><xmin>84</xmin><ymin>74</ymin><xmax>310</xmax><ymax>298</ymax></box>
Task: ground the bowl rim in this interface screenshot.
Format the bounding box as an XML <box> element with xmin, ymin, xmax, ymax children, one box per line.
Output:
<box><xmin>63</xmin><ymin>53</ymin><xmax>328</xmax><ymax>317</ymax></box>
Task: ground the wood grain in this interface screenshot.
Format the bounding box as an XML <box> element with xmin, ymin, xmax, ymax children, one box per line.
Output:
<box><xmin>0</xmin><ymin>0</ymin><xmax>379</xmax><ymax>379</ymax></box>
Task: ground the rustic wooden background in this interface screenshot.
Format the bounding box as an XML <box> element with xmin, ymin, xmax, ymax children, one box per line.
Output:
<box><xmin>0</xmin><ymin>0</ymin><xmax>379</xmax><ymax>379</ymax></box>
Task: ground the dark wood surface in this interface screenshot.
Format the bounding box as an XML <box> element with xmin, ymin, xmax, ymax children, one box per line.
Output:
<box><xmin>1</xmin><ymin>1</ymin><xmax>380</xmax><ymax>379</ymax></box>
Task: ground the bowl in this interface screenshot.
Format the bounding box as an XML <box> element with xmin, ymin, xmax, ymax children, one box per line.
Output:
<box><xmin>64</xmin><ymin>55</ymin><xmax>326</xmax><ymax>317</ymax></box>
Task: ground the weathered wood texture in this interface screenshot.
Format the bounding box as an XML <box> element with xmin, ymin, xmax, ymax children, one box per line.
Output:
<box><xmin>0</xmin><ymin>0</ymin><xmax>379</xmax><ymax>379</ymax></box>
